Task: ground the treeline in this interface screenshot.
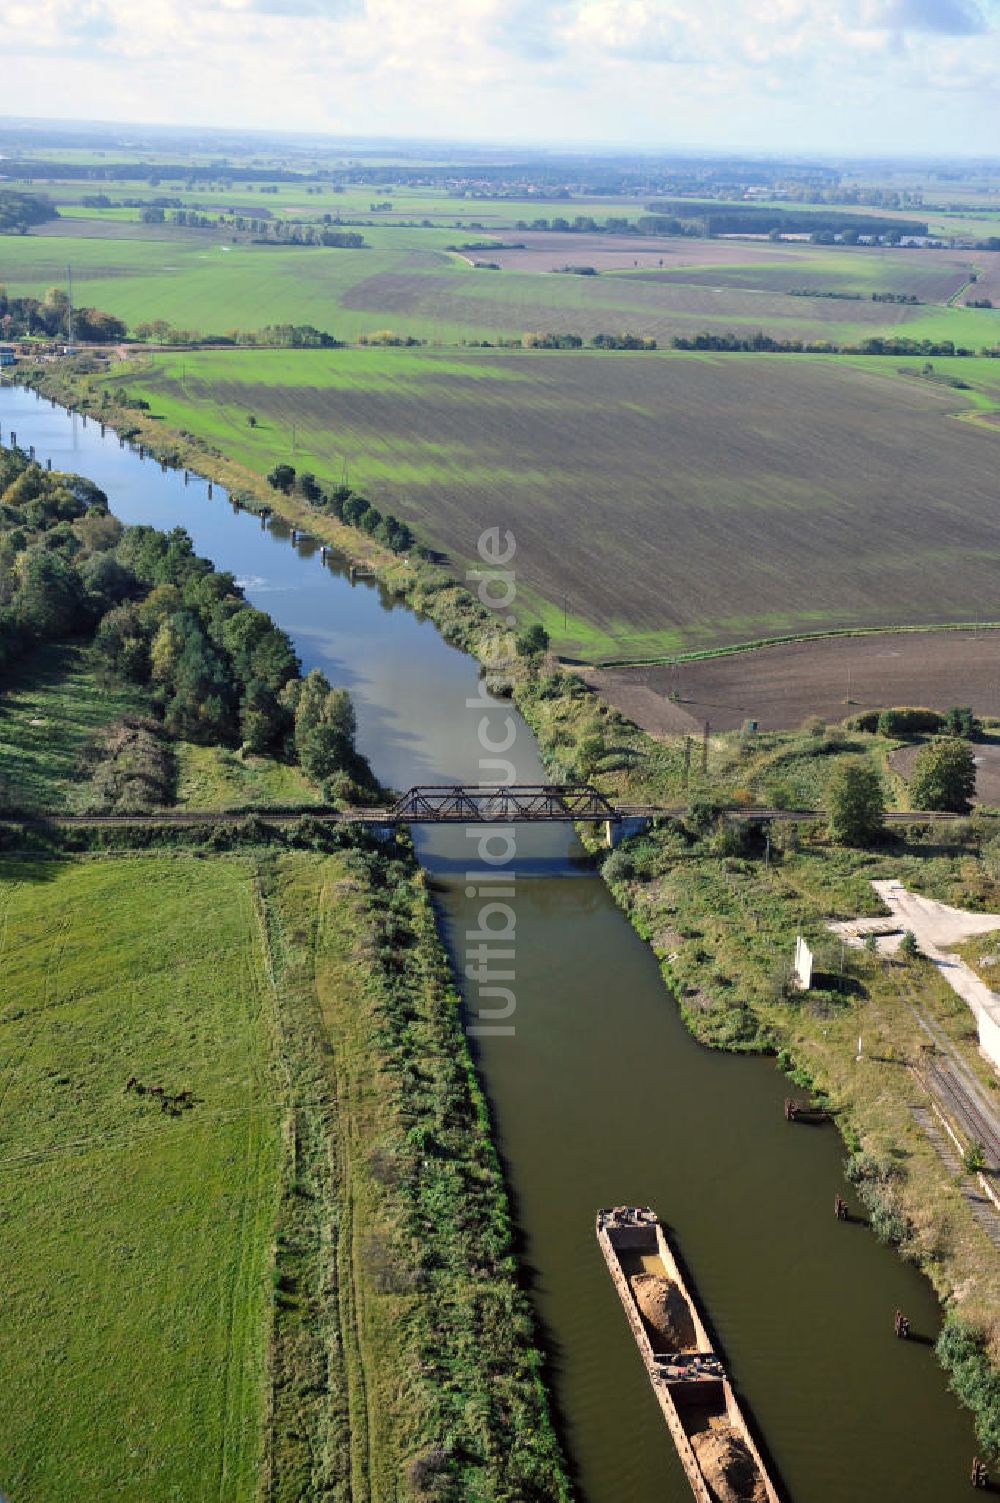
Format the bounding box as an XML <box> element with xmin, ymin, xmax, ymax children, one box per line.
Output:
<box><xmin>671</xmin><ymin>330</ymin><xmax>978</xmax><ymax>357</ymax></box>
<box><xmin>0</xmin><ymin>445</ymin><xmax>370</xmax><ymax>801</ymax></box>
<box><xmin>265</xmin><ymin>465</ymin><xmax>416</xmax><ymax>555</ymax></box>
<box><xmin>0</xmin><ymin>190</ymin><xmax>58</xmax><ymax>235</ymax></box>
<box><xmin>462</xmin><ymin>330</ymin><xmax>657</xmax><ymax>350</ymax></box>
<box><xmin>0</xmin><ymin>284</ymin><xmax>125</xmax><ymax>343</ymax></box>
<box><xmin>132</xmin><ymin>319</ymin><xmax>341</xmax><ymax>348</ymax></box>
<box><xmin>789</xmin><ymin>289</ymin><xmax>919</xmax><ymax>304</ymax></box>
<box><xmin>644</xmin><ymin>201</ymin><xmax>929</xmax><ymax>238</ymax></box>
<box><xmin>133</xmin><ymin>204</ymin><xmax>368</xmax><ymax>248</ymax></box>
<box><xmin>504</xmin><ymin>204</ymin><xmax>929</xmax><ymax>241</ymax></box>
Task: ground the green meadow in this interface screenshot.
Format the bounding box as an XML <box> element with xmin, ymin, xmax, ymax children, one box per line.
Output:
<box><xmin>0</xmin><ymin>854</ymin><xmax>282</xmax><ymax>1503</ymax></box>
<box><xmin>6</xmin><ymin>224</ymin><xmax>1000</xmax><ymax>347</ymax></box>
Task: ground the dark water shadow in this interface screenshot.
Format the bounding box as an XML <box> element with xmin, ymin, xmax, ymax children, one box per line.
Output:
<box><xmin>663</xmin><ymin>1221</ymin><xmax>793</xmax><ymax>1503</ymax></box>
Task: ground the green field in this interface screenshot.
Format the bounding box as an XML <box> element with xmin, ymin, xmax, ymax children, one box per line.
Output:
<box><xmin>7</xmin><ymin>224</ymin><xmax>1000</xmax><ymax>347</ymax></box>
<box><xmin>115</xmin><ymin>345</ymin><xmax>1000</xmax><ymax>657</ymax></box>
<box><xmin>0</xmin><ymin>854</ymin><xmax>281</xmax><ymax>1502</ymax></box>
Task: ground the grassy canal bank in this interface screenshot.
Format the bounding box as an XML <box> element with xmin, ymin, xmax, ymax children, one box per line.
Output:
<box><xmin>0</xmin><ymin>433</ymin><xmax>570</xmax><ymax>1502</ymax></box>
<box><xmin>0</xmin><ymin>842</ymin><xmax>570</xmax><ymax>1502</ymax></box>
<box><xmin>18</xmin><ymin>357</ymin><xmax>1000</xmax><ymax>1460</ymax></box>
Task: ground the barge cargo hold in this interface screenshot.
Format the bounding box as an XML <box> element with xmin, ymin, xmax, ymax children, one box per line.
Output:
<box><xmin>597</xmin><ymin>1206</ymin><xmax>781</xmax><ymax>1503</ymax></box>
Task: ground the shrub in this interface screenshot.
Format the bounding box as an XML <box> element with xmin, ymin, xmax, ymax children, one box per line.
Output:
<box><xmin>937</xmin><ymin>1319</ymin><xmax>1000</xmax><ymax>1459</ymax></box>
<box><xmin>516</xmin><ymin>623</ymin><xmax>549</xmax><ymax>657</ymax></box>
<box><xmin>899</xmin><ymin>929</ymin><xmax>919</xmax><ymax>959</ymax></box>
<box><xmin>602</xmin><ymin>847</ymin><xmax>635</xmax><ymax>883</ymax></box>
<box><xmin>266</xmin><ymin>463</ymin><xmax>296</xmax><ymax>493</ymax></box>
<box><xmin>826</xmin><ymin>757</ymin><xmax>885</xmax><ymax>846</ymax></box>
<box><xmin>844</xmin><ymin>1150</ymin><xmax>909</xmax><ymax>1245</ymax></box>
<box><xmin>909</xmin><ymin>737</ymin><xmax>976</xmax><ymax>813</ymax></box>
<box><xmin>873</xmin><ymin>706</ymin><xmax>945</xmax><ymax>737</ymax></box>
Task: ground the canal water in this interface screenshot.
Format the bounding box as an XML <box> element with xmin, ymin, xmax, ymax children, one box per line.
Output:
<box><xmin>1</xmin><ymin>384</ymin><xmax>980</xmax><ymax>1502</ymax></box>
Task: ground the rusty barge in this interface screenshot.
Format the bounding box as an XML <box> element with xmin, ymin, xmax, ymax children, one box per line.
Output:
<box><xmin>597</xmin><ymin>1206</ymin><xmax>781</xmax><ymax>1503</ymax></box>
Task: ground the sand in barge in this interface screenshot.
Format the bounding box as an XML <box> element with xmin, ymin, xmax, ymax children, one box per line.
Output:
<box><xmin>597</xmin><ymin>1206</ymin><xmax>781</xmax><ymax>1503</ymax></box>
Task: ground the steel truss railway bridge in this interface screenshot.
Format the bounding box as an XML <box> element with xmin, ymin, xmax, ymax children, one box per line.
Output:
<box><xmin>9</xmin><ymin>786</ymin><xmax>985</xmax><ymax>846</ymax></box>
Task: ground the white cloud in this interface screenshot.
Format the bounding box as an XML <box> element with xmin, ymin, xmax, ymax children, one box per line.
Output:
<box><xmin>3</xmin><ymin>0</ymin><xmax>1000</xmax><ymax>152</ymax></box>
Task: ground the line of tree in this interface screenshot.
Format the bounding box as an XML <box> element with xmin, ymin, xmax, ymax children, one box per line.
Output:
<box><xmin>0</xmin><ymin>444</ymin><xmax>370</xmax><ymax>800</ymax></box>
<box><xmin>265</xmin><ymin>465</ymin><xmax>415</xmax><ymax>555</ymax></box>
<box><xmin>131</xmin><ymin>319</ymin><xmax>341</xmax><ymax>348</ymax></box>
<box><xmin>671</xmin><ymin>330</ymin><xmax>978</xmax><ymax>357</ymax></box>
<box><xmin>644</xmin><ymin>201</ymin><xmax>929</xmax><ymax>239</ymax></box>
<box><xmin>462</xmin><ymin>331</ymin><xmax>656</xmax><ymax>350</ymax></box>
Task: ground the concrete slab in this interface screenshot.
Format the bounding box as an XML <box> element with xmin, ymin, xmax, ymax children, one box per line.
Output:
<box><xmin>830</xmin><ymin>879</ymin><xmax>1000</xmax><ymax>1072</ymax></box>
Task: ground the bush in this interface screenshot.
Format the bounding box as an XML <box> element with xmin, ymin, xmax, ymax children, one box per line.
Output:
<box><xmin>944</xmin><ymin>705</ymin><xmax>980</xmax><ymax>740</ymax></box>
<box><xmin>982</xmin><ymin>834</ymin><xmax>1000</xmax><ymax>880</ymax></box>
<box><xmin>266</xmin><ymin>463</ymin><xmax>296</xmax><ymax>493</ymax></box>
<box><xmin>602</xmin><ymin>847</ymin><xmax>635</xmax><ymax>883</ymax></box>
<box><xmin>937</xmin><ymin>1319</ymin><xmax>1000</xmax><ymax>1459</ymax></box>
<box><xmin>899</xmin><ymin>929</ymin><xmax>920</xmax><ymax>959</ymax></box>
<box><xmin>826</xmin><ymin>757</ymin><xmax>885</xmax><ymax>846</ymax></box>
<box><xmin>875</xmin><ymin>706</ymin><xmax>945</xmax><ymax>738</ymax></box>
<box><xmin>516</xmin><ymin>623</ymin><xmax>549</xmax><ymax>657</ymax></box>
<box><xmin>844</xmin><ymin>1150</ymin><xmax>909</xmax><ymax>1245</ymax></box>
<box><xmin>909</xmin><ymin>737</ymin><xmax>976</xmax><ymax>813</ymax></box>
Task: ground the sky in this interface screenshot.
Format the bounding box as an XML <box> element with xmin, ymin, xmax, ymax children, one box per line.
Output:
<box><xmin>6</xmin><ymin>0</ymin><xmax>1000</xmax><ymax>156</ymax></box>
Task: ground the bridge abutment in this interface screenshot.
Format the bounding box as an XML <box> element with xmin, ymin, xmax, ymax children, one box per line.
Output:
<box><xmin>605</xmin><ymin>815</ymin><xmax>652</xmax><ymax>850</ymax></box>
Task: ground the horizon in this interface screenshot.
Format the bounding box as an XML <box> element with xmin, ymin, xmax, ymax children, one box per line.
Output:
<box><xmin>2</xmin><ymin>113</ymin><xmax>1000</xmax><ymax>169</ymax></box>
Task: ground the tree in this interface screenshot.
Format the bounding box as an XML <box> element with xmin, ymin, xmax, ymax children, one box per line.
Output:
<box><xmin>281</xmin><ymin>668</ymin><xmax>358</xmax><ymax>784</ymax></box>
<box><xmin>297</xmin><ymin>471</ymin><xmax>321</xmax><ymax>503</ymax></box>
<box><xmin>239</xmin><ymin>679</ymin><xmax>286</xmax><ymax>753</ymax></box>
<box><xmin>909</xmin><ymin>737</ymin><xmax>976</xmax><ymax>813</ymax></box>
<box><xmin>12</xmin><ymin>549</ymin><xmax>85</xmax><ymax>639</ymax></box>
<box><xmin>267</xmin><ymin>464</ymin><xmax>296</xmax><ymax>493</ymax></box>
<box><xmin>516</xmin><ymin>623</ymin><xmax>549</xmax><ymax>657</ymax></box>
<box><xmin>826</xmin><ymin>757</ymin><xmax>885</xmax><ymax>845</ymax></box>
<box><xmin>246</xmin><ymin>414</ymin><xmax>257</xmax><ymax>428</ymax></box>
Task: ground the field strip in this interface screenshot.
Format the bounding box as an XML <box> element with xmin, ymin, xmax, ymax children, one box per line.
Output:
<box><xmin>0</xmin><ymin>910</ymin><xmax>70</xmax><ymax>1121</ymax></box>
<box><xmin>216</xmin><ymin>897</ymin><xmax>276</xmax><ymax>1503</ymax></box>
<box><xmin>590</xmin><ymin>619</ymin><xmax>1000</xmax><ymax>670</ymax></box>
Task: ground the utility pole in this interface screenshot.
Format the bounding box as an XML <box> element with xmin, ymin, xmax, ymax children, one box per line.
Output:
<box><xmin>291</xmin><ymin>422</ymin><xmax>297</xmax><ymax>455</ymax></box>
<box><xmin>683</xmin><ymin>736</ymin><xmax>692</xmax><ymax>789</ymax></box>
<box><xmin>66</xmin><ymin>263</ymin><xmax>74</xmax><ymax>349</ymax></box>
<box><xmin>702</xmin><ymin>719</ymin><xmax>710</xmax><ymax>775</ymax></box>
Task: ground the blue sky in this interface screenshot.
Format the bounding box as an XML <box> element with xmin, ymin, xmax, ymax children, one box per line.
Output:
<box><xmin>6</xmin><ymin>0</ymin><xmax>1000</xmax><ymax>155</ymax></box>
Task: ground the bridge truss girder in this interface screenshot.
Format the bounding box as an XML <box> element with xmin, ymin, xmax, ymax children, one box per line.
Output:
<box><xmin>391</xmin><ymin>784</ymin><xmax>617</xmax><ymax>823</ymax></box>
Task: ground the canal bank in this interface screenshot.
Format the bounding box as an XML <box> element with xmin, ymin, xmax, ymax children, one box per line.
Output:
<box><xmin>0</xmin><ymin>380</ymin><xmax>984</xmax><ymax>1503</ymax></box>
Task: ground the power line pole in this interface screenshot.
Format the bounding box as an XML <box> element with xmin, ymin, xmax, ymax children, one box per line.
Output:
<box><xmin>702</xmin><ymin>720</ymin><xmax>710</xmax><ymax>775</ymax></box>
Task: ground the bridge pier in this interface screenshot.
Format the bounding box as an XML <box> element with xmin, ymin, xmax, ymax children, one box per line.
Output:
<box><xmin>605</xmin><ymin>815</ymin><xmax>652</xmax><ymax>850</ymax></box>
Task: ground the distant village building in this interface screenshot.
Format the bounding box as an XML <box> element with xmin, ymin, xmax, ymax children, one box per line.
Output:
<box><xmin>0</xmin><ymin>346</ymin><xmax>16</xmax><ymax>367</ymax></box>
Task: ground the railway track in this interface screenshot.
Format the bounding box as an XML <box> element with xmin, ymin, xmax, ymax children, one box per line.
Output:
<box><xmin>917</xmin><ymin>1057</ymin><xmax>1000</xmax><ymax>1170</ymax></box>
<box><xmin>0</xmin><ymin>803</ymin><xmax>986</xmax><ymax>830</ymax></box>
